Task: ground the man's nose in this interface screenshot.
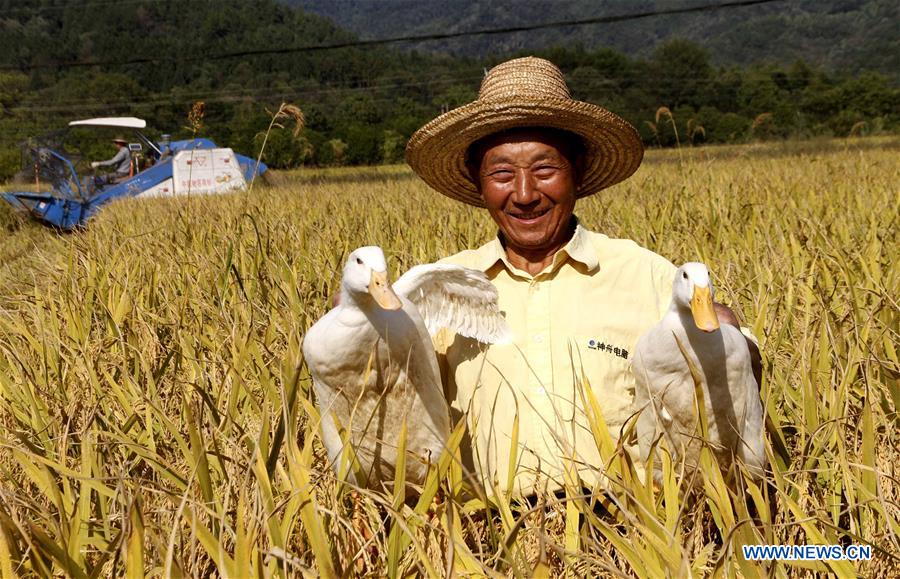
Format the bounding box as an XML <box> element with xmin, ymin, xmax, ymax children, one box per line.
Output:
<box><xmin>512</xmin><ymin>170</ymin><xmax>540</xmax><ymax>205</ymax></box>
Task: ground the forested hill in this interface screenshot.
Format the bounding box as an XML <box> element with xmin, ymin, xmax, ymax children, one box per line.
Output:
<box><xmin>0</xmin><ymin>0</ymin><xmax>897</xmax><ymax>179</ymax></box>
<box><xmin>0</xmin><ymin>0</ymin><xmax>401</xmax><ymax>108</ymax></box>
<box><xmin>291</xmin><ymin>0</ymin><xmax>899</xmax><ymax>81</ymax></box>
<box><xmin>0</xmin><ymin>0</ymin><xmax>438</xmax><ymax>173</ymax></box>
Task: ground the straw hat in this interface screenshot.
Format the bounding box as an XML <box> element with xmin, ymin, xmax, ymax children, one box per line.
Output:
<box><xmin>405</xmin><ymin>56</ymin><xmax>644</xmax><ymax>207</ymax></box>
<box><xmin>112</xmin><ymin>136</ymin><xmax>128</xmax><ymax>145</ymax></box>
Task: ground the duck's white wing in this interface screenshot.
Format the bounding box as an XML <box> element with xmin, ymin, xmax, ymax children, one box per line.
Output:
<box><xmin>632</xmin><ymin>339</ymin><xmax>659</xmax><ymax>466</ymax></box>
<box><xmin>633</xmin><ymin>328</ymin><xmax>680</xmax><ymax>463</ymax></box>
<box><xmin>393</xmin><ymin>263</ymin><xmax>511</xmax><ymax>344</ymax></box>
<box><xmin>721</xmin><ymin>326</ymin><xmax>767</xmax><ymax>479</ymax></box>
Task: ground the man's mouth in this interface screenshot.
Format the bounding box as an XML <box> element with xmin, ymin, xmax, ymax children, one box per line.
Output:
<box><xmin>507</xmin><ymin>207</ymin><xmax>551</xmax><ymax>222</ymax></box>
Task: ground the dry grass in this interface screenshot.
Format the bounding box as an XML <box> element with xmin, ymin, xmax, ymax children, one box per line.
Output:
<box><xmin>0</xmin><ymin>137</ymin><xmax>897</xmax><ymax>577</ymax></box>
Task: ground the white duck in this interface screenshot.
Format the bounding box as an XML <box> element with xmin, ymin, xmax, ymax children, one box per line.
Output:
<box><xmin>302</xmin><ymin>246</ymin><xmax>510</xmax><ymax>489</ymax></box>
<box><xmin>633</xmin><ymin>262</ymin><xmax>766</xmax><ymax>481</ymax></box>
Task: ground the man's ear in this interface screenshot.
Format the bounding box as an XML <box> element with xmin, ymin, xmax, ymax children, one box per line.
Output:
<box><xmin>465</xmin><ymin>156</ymin><xmax>486</xmax><ymax>203</ymax></box>
<box><xmin>574</xmin><ymin>152</ymin><xmax>588</xmax><ymax>190</ymax></box>
<box><xmin>465</xmin><ymin>156</ymin><xmax>481</xmax><ymax>185</ymax></box>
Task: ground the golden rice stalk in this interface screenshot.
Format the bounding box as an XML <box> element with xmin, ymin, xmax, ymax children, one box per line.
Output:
<box><xmin>125</xmin><ymin>493</ymin><xmax>145</xmax><ymax>579</ymax></box>
<box><xmin>186</xmin><ymin>100</ymin><xmax>206</xmax><ymax>134</ymax></box>
<box><xmin>0</xmin><ymin>137</ymin><xmax>897</xmax><ymax>576</ymax></box>
<box><xmin>751</xmin><ymin>112</ymin><xmax>773</xmax><ymax>132</ymax></box>
<box><xmin>655</xmin><ymin>106</ymin><xmax>673</xmax><ymax>125</ymax></box>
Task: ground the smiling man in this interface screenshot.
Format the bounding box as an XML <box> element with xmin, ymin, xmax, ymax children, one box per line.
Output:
<box><xmin>468</xmin><ymin>128</ymin><xmax>580</xmax><ymax>276</ymax></box>
<box><xmin>405</xmin><ymin>57</ymin><xmax>760</xmax><ymax>496</ymax></box>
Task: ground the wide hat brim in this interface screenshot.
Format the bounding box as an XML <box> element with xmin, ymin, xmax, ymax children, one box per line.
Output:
<box><xmin>405</xmin><ymin>97</ymin><xmax>644</xmax><ymax>207</ymax></box>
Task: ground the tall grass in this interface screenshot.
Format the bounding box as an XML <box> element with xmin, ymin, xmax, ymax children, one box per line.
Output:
<box><xmin>0</xmin><ymin>138</ymin><xmax>897</xmax><ymax>576</ymax></box>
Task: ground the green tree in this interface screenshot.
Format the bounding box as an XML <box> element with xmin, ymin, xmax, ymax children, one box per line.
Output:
<box><xmin>648</xmin><ymin>39</ymin><xmax>713</xmax><ymax>110</ymax></box>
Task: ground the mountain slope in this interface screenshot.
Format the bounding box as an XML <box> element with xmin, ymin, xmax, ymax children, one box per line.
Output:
<box><xmin>289</xmin><ymin>0</ymin><xmax>899</xmax><ymax>80</ymax></box>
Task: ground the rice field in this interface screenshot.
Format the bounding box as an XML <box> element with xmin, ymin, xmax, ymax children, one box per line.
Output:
<box><xmin>0</xmin><ymin>137</ymin><xmax>897</xmax><ymax>577</ymax></box>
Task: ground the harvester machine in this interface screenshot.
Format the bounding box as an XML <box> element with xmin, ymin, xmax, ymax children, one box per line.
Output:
<box><xmin>3</xmin><ymin>117</ymin><xmax>267</xmax><ymax>230</ymax></box>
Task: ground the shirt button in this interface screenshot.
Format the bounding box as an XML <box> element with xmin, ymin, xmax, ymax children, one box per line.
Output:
<box><xmin>533</xmin><ymin>333</ymin><xmax>544</xmax><ymax>343</ymax></box>
<box><xmin>536</xmin><ymin>387</ymin><xmax>546</xmax><ymax>395</ymax></box>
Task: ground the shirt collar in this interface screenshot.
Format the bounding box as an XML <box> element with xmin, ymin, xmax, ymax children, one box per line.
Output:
<box><xmin>470</xmin><ymin>216</ymin><xmax>600</xmax><ymax>278</ymax></box>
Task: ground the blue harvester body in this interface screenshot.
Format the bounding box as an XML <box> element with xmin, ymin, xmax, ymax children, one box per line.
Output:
<box><xmin>4</xmin><ymin>125</ymin><xmax>266</xmax><ymax>230</ymax></box>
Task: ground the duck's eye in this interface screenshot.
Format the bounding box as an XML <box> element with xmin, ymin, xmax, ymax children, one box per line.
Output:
<box><xmin>682</xmin><ymin>272</ymin><xmax>688</xmax><ymax>280</ymax></box>
<box><xmin>356</xmin><ymin>257</ymin><xmax>363</xmax><ymax>265</ymax></box>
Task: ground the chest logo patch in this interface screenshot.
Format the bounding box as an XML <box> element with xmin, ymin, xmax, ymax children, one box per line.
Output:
<box><xmin>587</xmin><ymin>339</ymin><xmax>629</xmax><ymax>360</ymax></box>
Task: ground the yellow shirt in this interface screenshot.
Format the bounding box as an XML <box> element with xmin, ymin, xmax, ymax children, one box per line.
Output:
<box><xmin>437</xmin><ymin>221</ymin><xmax>676</xmax><ymax>496</ymax></box>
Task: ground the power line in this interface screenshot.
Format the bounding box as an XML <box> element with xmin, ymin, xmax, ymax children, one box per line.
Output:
<box><xmin>0</xmin><ymin>0</ymin><xmax>785</xmax><ymax>72</ymax></box>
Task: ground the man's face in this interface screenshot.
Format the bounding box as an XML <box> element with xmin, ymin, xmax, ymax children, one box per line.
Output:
<box><xmin>474</xmin><ymin>129</ymin><xmax>581</xmax><ymax>252</ymax></box>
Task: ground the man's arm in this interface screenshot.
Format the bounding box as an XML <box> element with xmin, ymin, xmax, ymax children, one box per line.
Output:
<box><xmin>714</xmin><ymin>302</ymin><xmax>763</xmax><ymax>388</ymax></box>
<box><xmin>94</xmin><ymin>148</ymin><xmax>129</xmax><ymax>168</ymax></box>
<box><xmin>95</xmin><ymin>153</ymin><xmax>117</xmax><ymax>167</ymax></box>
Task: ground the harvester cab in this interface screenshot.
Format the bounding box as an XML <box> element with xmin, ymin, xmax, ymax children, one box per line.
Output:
<box><xmin>3</xmin><ymin>117</ymin><xmax>267</xmax><ymax>230</ymax></box>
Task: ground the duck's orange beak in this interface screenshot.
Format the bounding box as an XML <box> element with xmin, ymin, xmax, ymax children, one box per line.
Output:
<box><xmin>368</xmin><ymin>270</ymin><xmax>402</xmax><ymax>310</ymax></box>
<box><xmin>691</xmin><ymin>285</ymin><xmax>720</xmax><ymax>332</ymax></box>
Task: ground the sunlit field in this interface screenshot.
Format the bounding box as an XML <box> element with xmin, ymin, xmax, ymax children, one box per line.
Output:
<box><xmin>0</xmin><ymin>137</ymin><xmax>897</xmax><ymax>577</ymax></box>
